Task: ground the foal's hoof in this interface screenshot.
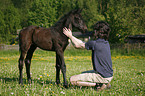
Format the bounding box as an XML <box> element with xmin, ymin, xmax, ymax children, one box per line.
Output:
<box><xmin>19</xmin><ymin>82</ymin><xmax>23</xmax><ymax>85</ymax></box>
<box><xmin>28</xmin><ymin>79</ymin><xmax>32</xmax><ymax>84</ymax></box>
<box><xmin>19</xmin><ymin>81</ymin><xmax>24</xmax><ymax>87</ymax></box>
<box><xmin>19</xmin><ymin>80</ymin><xmax>23</xmax><ymax>85</ymax></box>
<box><xmin>63</xmin><ymin>84</ymin><xmax>68</xmax><ymax>88</ymax></box>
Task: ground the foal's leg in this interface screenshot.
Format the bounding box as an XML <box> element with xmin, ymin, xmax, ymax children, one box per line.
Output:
<box><xmin>56</xmin><ymin>49</ymin><xmax>68</xmax><ymax>88</ymax></box>
<box><xmin>25</xmin><ymin>45</ymin><xmax>37</xmax><ymax>83</ymax></box>
<box><xmin>56</xmin><ymin>55</ymin><xmax>61</xmax><ymax>85</ymax></box>
<box><xmin>18</xmin><ymin>51</ymin><xmax>26</xmax><ymax>84</ymax></box>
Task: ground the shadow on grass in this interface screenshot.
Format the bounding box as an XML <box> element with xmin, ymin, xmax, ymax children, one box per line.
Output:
<box><xmin>1</xmin><ymin>77</ymin><xmax>59</xmax><ymax>86</ymax></box>
<box><xmin>1</xmin><ymin>77</ymin><xmax>19</xmax><ymax>83</ymax></box>
<box><xmin>1</xmin><ymin>77</ymin><xmax>97</xmax><ymax>89</ymax></box>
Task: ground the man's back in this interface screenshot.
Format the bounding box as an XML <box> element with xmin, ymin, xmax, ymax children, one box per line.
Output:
<box><xmin>85</xmin><ymin>38</ymin><xmax>113</xmax><ymax>78</ymax></box>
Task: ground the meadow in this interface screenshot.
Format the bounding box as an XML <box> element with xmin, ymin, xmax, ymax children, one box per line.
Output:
<box><xmin>0</xmin><ymin>48</ymin><xmax>145</xmax><ymax>96</ymax></box>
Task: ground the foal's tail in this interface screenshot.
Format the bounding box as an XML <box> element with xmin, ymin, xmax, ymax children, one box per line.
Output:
<box><xmin>18</xmin><ymin>30</ymin><xmax>22</xmax><ymax>52</ymax></box>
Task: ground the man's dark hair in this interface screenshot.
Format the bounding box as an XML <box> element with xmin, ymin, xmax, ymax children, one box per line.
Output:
<box><xmin>93</xmin><ymin>21</ymin><xmax>111</xmax><ymax>40</ymax></box>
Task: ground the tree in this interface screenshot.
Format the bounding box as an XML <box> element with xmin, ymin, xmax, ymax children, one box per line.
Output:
<box><xmin>27</xmin><ymin>0</ymin><xmax>57</xmax><ymax>28</ymax></box>
<box><xmin>0</xmin><ymin>10</ymin><xmax>5</xmax><ymax>43</ymax></box>
<box><xmin>4</xmin><ymin>5</ymin><xmax>21</xmax><ymax>34</ymax></box>
<box><xmin>80</xmin><ymin>0</ymin><xmax>105</xmax><ymax>30</ymax></box>
<box><xmin>0</xmin><ymin>0</ymin><xmax>144</xmax><ymax>44</ymax></box>
<box><xmin>0</xmin><ymin>4</ymin><xmax>21</xmax><ymax>43</ymax></box>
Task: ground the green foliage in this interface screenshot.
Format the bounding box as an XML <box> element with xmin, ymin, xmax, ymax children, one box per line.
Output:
<box><xmin>27</xmin><ymin>0</ymin><xmax>58</xmax><ymax>27</ymax></box>
<box><xmin>0</xmin><ymin>10</ymin><xmax>5</xmax><ymax>43</ymax></box>
<box><xmin>0</xmin><ymin>0</ymin><xmax>145</xmax><ymax>44</ymax></box>
<box><xmin>0</xmin><ymin>3</ymin><xmax>21</xmax><ymax>43</ymax></box>
<box><xmin>4</xmin><ymin>5</ymin><xmax>21</xmax><ymax>34</ymax></box>
<box><xmin>103</xmin><ymin>0</ymin><xmax>145</xmax><ymax>43</ymax></box>
<box><xmin>79</xmin><ymin>0</ymin><xmax>105</xmax><ymax>30</ymax></box>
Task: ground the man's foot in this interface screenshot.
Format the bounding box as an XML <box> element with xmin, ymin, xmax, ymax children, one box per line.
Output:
<box><xmin>106</xmin><ymin>83</ymin><xmax>111</xmax><ymax>89</ymax></box>
<box><xmin>96</xmin><ymin>84</ymin><xmax>106</xmax><ymax>91</ymax></box>
<box><xmin>96</xmin><ymin>83</ymin><xmax>111</xmax><ymax>91</ymax></box>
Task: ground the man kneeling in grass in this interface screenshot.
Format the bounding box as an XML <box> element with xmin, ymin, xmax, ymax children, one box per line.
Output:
<box><xmin>63</xmin><ymin>21</ymin><xmax>113</xmax><ymax>91</ymax></box>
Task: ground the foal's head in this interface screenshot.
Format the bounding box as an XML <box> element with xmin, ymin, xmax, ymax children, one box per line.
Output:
<box><xmin>65</xmin><ymin>9</ymin><xmax>87</xmax><ymax>34</ymax></box>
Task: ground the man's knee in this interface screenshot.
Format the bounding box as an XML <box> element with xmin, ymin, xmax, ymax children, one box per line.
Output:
<box><xmin>70</xmin><ymin>75</ymin><xmax>78</xmax><ymax>85</ymax></box>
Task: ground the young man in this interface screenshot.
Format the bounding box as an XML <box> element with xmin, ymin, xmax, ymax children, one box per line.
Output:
<box><xmin>63</xmin><ymin>21</ymin><xmax>113</xmax><ymax>91</ymax></box>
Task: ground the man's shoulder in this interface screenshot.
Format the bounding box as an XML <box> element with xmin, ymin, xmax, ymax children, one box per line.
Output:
<box><xmin>85</xmin><ymin>40</ymin><xmax>96</xmax><ymax>50</ymax></box>
<box><xmin>87</xmin><ymin>40</ymin><xmax>96</xmax><ymax>43</ymax></box>
<box><xmin>86</xmin><ymin>40</ymin><xmax>96</xmax><ymax>46</ymax></box>
<box><xmin>96</xmin><ymin>39</ymin><xmax>108</xmax><ymax>43</ymax></box>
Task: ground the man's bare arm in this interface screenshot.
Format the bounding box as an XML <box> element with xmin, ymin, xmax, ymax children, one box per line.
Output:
<box><xmin>63</xmin><ymin>27</ymin><xmax>85</xmax><ymax>49</ymax></box>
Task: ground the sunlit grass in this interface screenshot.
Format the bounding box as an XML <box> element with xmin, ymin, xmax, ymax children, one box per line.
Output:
<box><xmin>0</xmin><ymin>49</ymin><xmax>145</xmax><ymax>96</ymax></box>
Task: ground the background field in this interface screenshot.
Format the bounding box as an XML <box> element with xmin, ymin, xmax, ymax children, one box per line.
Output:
<box><xmin>0</xmin><ymin>48</ymin><xmax>145</xmax><ymax>96</ymax></box>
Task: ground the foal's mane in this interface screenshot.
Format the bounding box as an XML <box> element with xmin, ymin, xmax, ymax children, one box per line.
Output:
<box><xmin>53</xmin><ymin>10</ymin><xmax>75</xmax><ymax>27</ymax></box>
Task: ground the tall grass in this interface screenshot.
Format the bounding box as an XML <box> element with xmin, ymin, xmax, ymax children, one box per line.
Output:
<box><xmin>0</xmin><ymin>48</ymin><xmax>145</xmax><ymax>96</ymax></box>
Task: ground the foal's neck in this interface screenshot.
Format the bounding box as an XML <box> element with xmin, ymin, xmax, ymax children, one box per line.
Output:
<box><xmin>53</xmin><ymin>19</ymin><xmax>72</xmax><ymax>33</ymax></box>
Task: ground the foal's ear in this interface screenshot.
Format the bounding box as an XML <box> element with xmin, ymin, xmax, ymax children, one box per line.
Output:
<box><xmin>76</xmin><ymin>9</ymin><xmax>82</xmax><ymax>13</ymax></box>
<box><xmin>72</xmin><ymin>9</ymin><xmax>82</xmax><ymax>14</ymax></box>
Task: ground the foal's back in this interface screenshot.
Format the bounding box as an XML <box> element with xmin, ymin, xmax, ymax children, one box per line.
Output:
<box><xmin>19</xmin><ymin>25</ymin><xmax>68</xmax><ymax>52</ymax></box>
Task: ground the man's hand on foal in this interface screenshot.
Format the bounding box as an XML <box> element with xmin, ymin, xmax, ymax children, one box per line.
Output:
<box><xmin>63</xmin><ymin>27</ymin><xmax>72</xmax><ymax>38</ymax></box>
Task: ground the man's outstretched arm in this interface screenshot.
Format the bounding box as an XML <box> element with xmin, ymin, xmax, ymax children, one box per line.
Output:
<box><xmin>63</xmin><ymin>27</ymin><xmax>85</xmax><ymax>49</ymax></box>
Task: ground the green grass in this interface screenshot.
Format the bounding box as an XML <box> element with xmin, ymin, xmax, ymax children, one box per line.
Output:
<box><xmin>0</xmin><ymin>48</ymin><xmax>145</xmax><ymax>96</ymax></box>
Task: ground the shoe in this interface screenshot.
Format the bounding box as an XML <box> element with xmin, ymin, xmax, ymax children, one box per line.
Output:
<box><xmin>106</xmin><ymin>83</ymin><xmax>111</xmax><ymax>89</ymax></box>
<box><xmin>96</xmin><ymin>83</ymin><xmax>111</xmax><ymax>91</ymax></box>
<box><xmin>97</xmin><ymin>84</ymin><xmax>107</xmax><ymax>91</ymax></box>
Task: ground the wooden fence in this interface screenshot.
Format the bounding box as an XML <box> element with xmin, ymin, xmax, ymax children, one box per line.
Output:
<box><xmin>110</xmin><ymin>43</ymin><xmax>145</xmax><ymax>49</ymax></box>
<box><xmin>0</xmin><ymin>43</ymin><xmax>145</xmax><ymax>50</ymax></box>
<box><xmin>0</xmin><ymin>44</ymin><xmax>19</xmax><ymax>50</ymax></box>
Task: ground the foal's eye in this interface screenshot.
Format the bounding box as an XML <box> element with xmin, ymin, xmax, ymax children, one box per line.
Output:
<box><xmin>74</xmin><ymin>17</ymin><xmax>80</xmax><ymax>21</ymax></box>
<box><xmin>74</xmin><ymin>17</ymin><xmax>80</xmax><ymax>23</ymax></box>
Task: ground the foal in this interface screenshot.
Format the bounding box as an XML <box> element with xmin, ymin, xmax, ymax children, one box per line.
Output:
<box><xmin>18</xmin><ymin>9</ymin><xmax>87</xmax><ymax>87</ymax></box>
